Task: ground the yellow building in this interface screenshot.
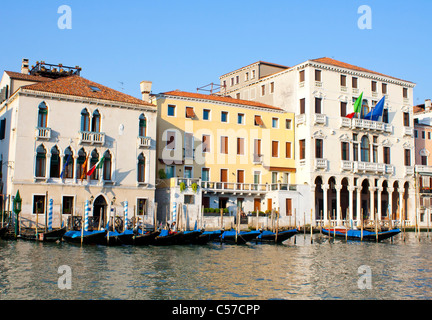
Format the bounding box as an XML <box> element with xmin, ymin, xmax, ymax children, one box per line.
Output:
<box><xmin>153</xmin><ymin>90</ymin><xmax>307</xmax><ymax>229</ymax></box>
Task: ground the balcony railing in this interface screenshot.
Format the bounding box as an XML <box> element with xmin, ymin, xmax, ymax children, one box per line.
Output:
<box><xmin>415</xmin><ymin>165</ymin><xmax>432</xmax><ymax>174</ymax></box>
<box><xmin>315</xmin><ymin>158</ymin><xmax>328</xmax><ymax>170</ymax></box>
<box><xmin>79</xmin><ymin>131</ymin><xmax>105</xmax><ymax>145</ymax></box>
<box><xmin>295</xmin><ymin>114</ymin><xmax>306</xmax><ymax>126</ymax></box>
<box><xmin>253</xmin><ymin>154</ymin><xmax>263</xmax><ymax>164</ymax></box>
<box><xmin>405</xmin><ymin>166</ymin><xmax>414</xmax><ymax>176</ymax></box>
<box><xmin>341</xmin><ymin>118</ymin><xmax>392</xmax><ymax>133</ymax></box>
<box><xmin>341</xmin><ymin>160</ymin><xmax>353</xmax><ymax>171</ymax></box>
<box><xmin>201</xmin><ymin>181</ymin><xmax>296</xmax><ymax>193</ymax></box>
<box><xmin>138</xmin><ymin>136</ymin><xmax>151</xmax><ymax>148</ymax></box>
<box><xmin>35</xmin><ymin>127</ymin><xmax>51</xmax><ymax>140</ymax></box>
<box><xmin>314</xmin><ymin>114</ymin><xmax>327</xmax><ymax>125</ymax></box>
<box><xmin>355</xmin><ymin>161</ymin><xmax>385</xmax><ymax>174</ymax></box>
<box><xmin>403</xmin><ymin>127</ymin><xmax>414</xmax><ymax>136</ymax></box>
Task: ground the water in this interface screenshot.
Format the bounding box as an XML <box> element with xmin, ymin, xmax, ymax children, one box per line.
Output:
<box><xmin>0</xmin><ymin>232</ymin><xmax>431</xmax><ymax>300</ymax></box>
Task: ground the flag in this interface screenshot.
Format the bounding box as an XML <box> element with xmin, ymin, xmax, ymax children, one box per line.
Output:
<box><xmin>60</xmin><ymin>154</ymin><xmax>71</xmax><ymax>179</ymax></box>
<box><xmin>86</xmin><ymin>156</ymin><xmax>105</xmax><ymax>177</ymax></box>
<box><xmin>346</xmin><ymin>92</ymin><xmax>363</xmax><ymax>119</ymax></box>
<box><xmin>364</xmin><ymin>96</ymin><xmax>385</xmax><ymax>121</ymax></box>
<box><xmin>80</xmin><ymin>156</ymin><xmax>89</xmax><ymax>182</ymax></box>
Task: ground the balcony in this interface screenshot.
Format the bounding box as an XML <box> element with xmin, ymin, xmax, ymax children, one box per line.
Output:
<box><xmin>342</xmin><ymin>118</ymin><xmax>392</xmax><ymax>133</ymax></box>
<box><xmin>79</xmin><ymin>131</ymin><xmax>105</xmax><ymax>145</ymax></box>
<box><xmin>315</xmin><ymin>158</ymin><xmax>328</xmax><ymax>170</ymax></box>
<box><xmin>354</xmin><ymin>161</ymin><xmax>385</xmax><ymax>174</ymax></box>
<box><xmin>403</xmin><ymin>127</ymin><xmax>414</xmax><ymax>136</ymax></box>
<box><xmin>200</xmin><ymin>181</ymin><xmax>297</xmax><ymax>195</ymax></box>
<box><xmin>313</xmin><ymin>114</ymin><xmax>327</xmax><ymax>125</ymax></box>
<box><xmin>35</xmin><ymin>127</ymin><xmax>51</xmax><ymax>140</ymax></box>
<box><xmin>138</xmin><ymin>136</ymin><xmax>151</xmax><ymax>148</ymax></box>
<box><xmin>341</xmin><ymin>160</ymin><xmax>353</xmax><ymax>171</ymax></box>
<box><xmin>340</xmin><ymin>86</ymin><xmax>348</xmax><ymax>92</ymax></box>
<box><xmin>315</xmin><ymin>81</ymin><xmax>323</xmax><ymax>87</ymax></box>
<box><xmin>415</xmin><ymin>165</ymin><xmax>432</xmax><ymax>174</ymax></box>
<box><xmin>252</xmin><ymin>154</ymin><xmax>263</xmax><ymax>165</ymax></box>
<box><xmin>295</xmin><ymin>114</ymin><xmax>306</xmax><ymax>126</ymax></box>
<box><xmin>405</xmin><ymin>166</ymin><xmax>414</xmax><ymax>176</ymax></box>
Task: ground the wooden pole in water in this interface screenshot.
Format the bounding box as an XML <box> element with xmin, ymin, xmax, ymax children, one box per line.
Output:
<box><xmin>303</xmin><ymin>211</ymin><xmax>306</xmax><ymax>238</ymax></box>
<box><xmin>45</xmin><ymin>191</ymin><xmax>48</xmax><ymax>232</ymax></box>
<box><xmin>220</xmin><ymin>208</ymin><xmax>223</xmax><ymax>230</ymax></box>
<box><xmin>361</xmin><ymin>208</ymin><xmax>364</xmax><ymax>242</ymax></box>
<box><xmin>154</xmin><ymin>202</ymin><xmax>158</xmax><ymax>231</ymax></box>
<box><xmin>35</xmin><ymin>208</ymin><xmax>39</xmax><ymax>240</ymax></box>
<box><xmin>320</xmin><ymin>210</ymin><xmax>323</xmax><ymax>235</ymax></box>
<box><xmin>427</xmin><ymin>208</ymin><xmax>430</xmax><ymax>239</ymax></box>
<box><xmin>81</xmin><ymin>205</ymin><xmax>84</xmax><ymax>246</ymax></box>
<box><xmin>276</xmin><ymin>208</ymin><xmax>280</xmax><ymax>243</ymax></box>
<box><xmin>256</xmin><ymin>207</ymin><xmax>259</xmax><ymax>231</ymax></box>
<box><xmin>375</xmin><ymin>208</ymin><xmax>378</xmax><ymax>243</ymax></box>
<box><xmin>310</xmin><ymin>209</ymin><xmax>313</xmax><ymax>244</ymax></box>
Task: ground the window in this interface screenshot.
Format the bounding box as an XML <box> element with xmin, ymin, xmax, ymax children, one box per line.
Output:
<box><xmin>89</xmin><ymin>149</ymin><xmax>99</xmax><ymax>180</ymax></box>
<box><xmin>137</xmin><ymin>199</ymin><xmax>147</xmax><ymax>215</ymax></box>
<box><xmin>261</xmin><ymin>85</ymin><xmax>265</xmax><ymax>96</ymax></box>
<box><xmin>77</xmin><ymin>149</ymin><xmax>87</xmax><ymax>181</ymax></box>
<box><xmin>235</xmin><ymin>76</ymin><xmax>239</xmax><ymax>84</ymax></box>
<box><xmin>38</xmin><ymin>102</ymin><xmax>48</xmax><ymax>128</ymax></box>
<box><xmin>0</xmin><ymin>119</ymin><xmax>6</xmax><ymax>140</ymax></box>
<box><xmin>254</xmin><ymin>115</ymin><xmax>264</xmax><ymax>126</ymax></box>
<box><xmin>299</xmin><ymin>70</ymin><xmax>305</xmax><ymax>83</ymax></box>
<box><xmin>63</xmin><ymin>147</ymin><xmax>74</xmax><ymax>179</ymax></box>
<box><xmin>62</xmin><ymin>196</ymin><xmax>74</xmax><ymax>215</ymax></box>
<box><xmin>272</xmin><ymin>141</ymin><xmax>279</xmax><ymax>158</ymax></box>
<box><xmin>421</xmin><ymin>156</ymin><xmax>428</xmax><ymax>166</ymax></box>
<box><xmin>403</xmin><ymin>88</ymin><xmax>408</xmax><ymax>99</ymax></box>
<box><xmin>91</xmin><ymin>110</ymin><xmax>101</xmax><ymax>133</ymax></box>
<box><xmin>341</xmin><ymin>142</ymin><xmax>349</xmax><ymax>161</ymax></box>
<box><xmin>422</xmin><ymin>131</ymin><xmax>426</xmax><ymax>139</ymax></box>
<box><xmin>315</xmin><ymin>98</ymin><xmax>322</xmax><ymax>114</ymax></box>
<box><xmin>221</xmin><ymin>111</ymin><xmax>228</xmax><ymax>123</ymax></box>
<box><xmin>254</xmin><ymin>139</ymin><xmax>261</xmax><ymax>158</ymax></box>
<box><xmin>202</xmin><ymin>134</ymin><xmax>210</xmax><ymax>153</ymax></box>
<box><xmin>50</xmin><ymin>146</ymin><xmax>60</xmax><ymax>178</ymax></box>
<box><xmin>383</xmin><ymin>109</ymin><xmax>389</xmax><ymax>123</ymax></box>
<box><xmin>286</xmin><ymin>119</ymin><xmax>292</xmax><ymax>129</ymax></box>
<box><xmin>286</xmin><ymin>142</ymin><xmax>292</xmax><ymax>158</ymax></box>
<box><xmin>138</xmin><ymin>153</ymin><xmax>146</xmax><ymax>183</ymax></box>
<box><xmin>167</xmin><ymin>105</ymin><xmax>176</xmax><ymax>117</ymax></box>
<box><xmin>352</xmin><ymin>77</ymin><xmax>358</xmax><ymax>89</ymax></box>
<box><xmin>315</xmin><ymin>70</ymin><xmax>322</xmax><ymax>81</ymax></box>
<box><xmin>372</xmin><ymin>143</ymin><xmax>378</xmax><ymax>163</ymax></box>
<box><xmin>253</xmin><ymin>171</ymin><xmax>261</xmax><ymax>184</ymax></box>
<box><xmin>139</xmin><ymin>114</ymin><xmax>147</xmax><ymax>137</ymax></box>
<box><xmin>81</xmin><ymin>109</ymin><xmax>90</xmax><ymax>132</ymax></box>
<box><xmin>185</xmin><ymin>107</ymin><xmax>196</xmax><ymax>119</ymax></box>
<box><xmin>201</xmin><ymin>168</ymin><xmax>210</xmax><ymax>182</ymax></box>
<box><xmin>166</xmin><ymin>131</ymin><xmax>176</xmax><ymax>150</ymax></box>
<box><xmin>221</xmin><ymin>136</ymin><xmax>228</xmax><ymax>154</ymax></box>
<box><xmin>184</xmin><ymin>132</ymin><xmax>194</xmax><ymax>159</ymax></box>
<box><xmin>237</xmin><ymin>113</ymin><xmax>244</xmax><ymax>125</ymax></box>
<box><xmin>340</xmin><ymin>75</ymin><xmax>347</xmax><ymax>87</ymax></box>
<box><xmin>383</xmin><ymin>147</ymin><xmax>391</xmax><ymax>164</ymax></box>
<box><xmin>403</xmin><ymin>112</ymin><xmax>410</xmax><ymax>127</ymax></box>
<box><xmin>252</xmin><ymin>70</ymin><xmax>256</xmax><ymax>79</ymax></box>
<box><xmin>166</xmin><ymin>165</ymin><xmax>175</xmax><ymax>179</ymax></box>
<box><xmin>429</xmin><ymin>132</ymin><xmax>431</xmax><ymax>140</ymax></box>
<box><xmin>404</xmin><ymin>149</ymin><xmax>411</xmax><ymax>166</ymax></box>
<box><xmin>237</xmin><ymin>138</ymin><xmax>244</xmax><ymax>155</ymax></box>
<box><xmin>270</xmin><ymin>82</ymin><xmax>275</xmax><ymax>93</ymax></box>
<box><xmin>184</xmin><ymin>195</ymin><xmax>195</xmax><ymax>205</ymax></box>
<box><xmin>340</xmin><ymin>102</ymin><xmax>347</xmax><ymax>117</ymax></box>
<box><xmin>272</xmin><ymin>117</ymin><xmax>279</xmax><ymax>128</ymax></box>
<box><xmin>382</xmin><ymin>83</ymin><xmax>388</xmax><ymax>94</ymax></box>
<box><xmin>203</xmin><ymin>109</ymin><xmax>210</xmax><ymax>120</ymax></box>
<box><xmin>272</xmin><ymin>172</ymin><xmax>278</xmax><ymax>184</ymax></box>
<box><xmin>184</xmin><ymin>166</ymin><xmax>193</xmax><ymax>179</ymax></box>
<box><xmin>414</xmin><ymin>130</ymin><xmax>418</xmax><ymax>138</ymax></box>
<box><xmin>361</xmin><ymin>136</ymin><xmax>370</xmax><ymax>162</ymax></box>
<box><xmin>300</xmin><ymin>98</ymin><xmax>306</xmax><ymax>114</ymax></box>
<box><xmin>315</xmin><ymin>139</ymin><xmax>323</xmax><ymax>158</ymax></box>
<box><xmin>236</xmin><ymin>93</ymin><xmax>240</xmax><ymax>99</ymax></box>
<box><xmin>371</xmin><ymin>81</ymin><xmax>377</xmax><ymax>92</ymax></box>
<box><xmin>33</xmin><ymin>195</ymin><xmax>45</xmax><ymax>215</ymax></box>
<box><xmin>35</xmin><ymin>145</ymin><xmax>46</xmax><ymax>178</ymax></box>
<box><xmin>299</xmin><ymin>139</ymin><xmax>306</xmax><ymax>160</ymax></box>
<box><xmin>245</xmin><ymin>72</ymin><xmax>249</xmax><ymax>81</ymax></box>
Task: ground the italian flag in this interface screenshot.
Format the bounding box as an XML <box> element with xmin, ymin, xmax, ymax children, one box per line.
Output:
<box><xmin>346</xmin><ymin>92</ymin><xmax>363</xmax><ymax>119</ymax></box>
<box><xmin>86</xmin><ymin>156</ymin><xmax>105</xmax><ymax>177</ymax></box>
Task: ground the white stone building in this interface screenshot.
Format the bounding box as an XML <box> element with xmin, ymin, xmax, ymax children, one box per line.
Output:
<box><xmin>220</xmin><ymin>57</ymin><xmax>417</xmax><ymax>228</ymax></box>
<box><xmin>0</xmin><ymin>60</ymin><xmax>157</xmax><ymax>231</ymax></box>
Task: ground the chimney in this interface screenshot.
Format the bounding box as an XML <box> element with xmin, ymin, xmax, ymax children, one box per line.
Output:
<box><xmin>140</xmin><ymin>81</ymin><xmax>152</xmax><ymax>102</ymax></box>
<box><xmin>21</xmin><ymin>58</ymin><xmax>29</xmax><ymax>74</ymax></box>
<box><xmin>425</xmin><ymin>99</ymin><xmax>431</xmax><ymax>111</ymax></box>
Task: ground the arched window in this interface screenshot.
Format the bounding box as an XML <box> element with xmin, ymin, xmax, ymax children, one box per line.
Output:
<box><xmin>38</xmin><ymin>102</ymin><xmax>48</xmax><ymax>128</ymax></box>
<box><xmin>138</xmin><ymin>153</ymin><xmax>145</xmax><ymax>183</ymax></box>
<box><xmin>35</xmin><ymin>145</ymin><xmax>47</xmax><ymax>177</ymax></box>
<box><xmin>361</xmin><ymin>100</ymin><xmax>369</xmax><ymax>118</ymax></box>
<box><xmin>103</xmin><ymin>150</ymin><xmax>111</xmax><ymax>181</ymax></box>
<box><xmin>361</xmin><ymin>136</ymin><xmax>370</xmax><ymax>162</ymax></box>
<box><xmin>89</xmin><ymin>149</ymin><xmax>99</xmax><ymax>180</ymax></box>
<box><xmin>77</xmin><ymin>148</ymin><xmax>87</xmax><ymax>181</ymax></box>
<box><xmin>91</xmin><ymin>110</ymin><xmax>101</xmax><ymax>133</ymax></box>
<box><xmin>139</xmin><ymin>114</ymin><xmax>147</xmax><ymax>137</ymax></box>
<box><xmin>50</xmin><ymin>146</ymin><xmax>60</xmax><ymax>178</ymax></box>
<box><xmin>81</xmin><ymin>109</ymin><xmax>90</xmax><ymax>132</ymax></box>
<box><xmin>62</xmin><ymin>147</ymin><xmax>74</xmax><ymax>179</ymax></box>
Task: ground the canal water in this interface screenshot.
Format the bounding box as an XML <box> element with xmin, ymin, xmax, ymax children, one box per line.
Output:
<box><xmin>0</xmin><ymin>232</ymin><xmax>431</xmax><ymax>300</ymax></box>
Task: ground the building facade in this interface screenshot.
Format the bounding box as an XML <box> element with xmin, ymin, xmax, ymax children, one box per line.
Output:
<box><xmin>0</xmin><ymin>60</ymin><xmax>158</xmax><ymax>231</ymax></box>
<box><xmin>220</xmin><ymin>58</ymin><xmax>417</xmax><ymax>228</ymax></box>
<box><xmin>153</xmin><ymin>90</ymin><xmax>310</xmax><ymax>229</ymax></box>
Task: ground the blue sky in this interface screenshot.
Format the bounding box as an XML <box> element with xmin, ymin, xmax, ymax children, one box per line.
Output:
<box><xmin>0</xmin><ymin>0</ymin><xmax>430</xmax><ymax>104</ymax></box>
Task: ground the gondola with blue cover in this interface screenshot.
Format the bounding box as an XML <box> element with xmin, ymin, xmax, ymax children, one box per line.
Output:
<box><xmin>322</xmin><ymin>228</ymin><xmax>401</xmax><ymax>242</ymax></box>
<box><xmin>220</xmin><ymin>230</ymin><xmax>260</xmax><ymax>244</ymax></box>
<box><xmin>63</xmin><ymin>230</ymin><xmax>107</xmax><ymax>245</ymax></box>
<box><xmin>256</xmin><ymin>229</ymin><xmax>298</xmax><ymax>243</ymax></box>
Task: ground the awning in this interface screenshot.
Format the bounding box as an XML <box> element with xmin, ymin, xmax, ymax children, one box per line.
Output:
<box><xmin>186</xmin><ymin>107</ymin><xmax>196</xmax><ymax>119</ymax></box>
<box><xmin>255</xmin><ymin>115</ymin><xmax>264</xmax><ymax>126</ymax></box>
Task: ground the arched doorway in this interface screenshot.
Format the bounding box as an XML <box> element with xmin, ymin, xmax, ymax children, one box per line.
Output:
<box><xmin>403</xmin><ymin>182</ymin><xmax>409</xmax><ymax>222</ymax></box>
<box><xmin>361</xmin><ymin>179</ymin><xmax>370</xmax><ymax>220</ymax></box>
<box><xmin>314</xmin><ymin>176</ymin><xmax>323</xmax><ymax>220</ymax></box>
<box><xmin>93</xmin><ymin>195</ymin><xmax>108</xmax><ymax>228</ymax></box>
<box><xmin>328</xmin><ymin>177</ymin><xmax>337</xmax><ymax>220</ymax></box>
<box><xmin>392</xmin><ymin>181</ymin><xmax>399</xmax><ymax>220</ymax></box>
<box><xmin>340</xmin><ymin>178</ymin><xmax>349</xmax><ymax>220</ymax></box>
<box><xmin>381</xmin><ymin>180</ymin><xmax>389</xmax><ymax>219</ymax></box>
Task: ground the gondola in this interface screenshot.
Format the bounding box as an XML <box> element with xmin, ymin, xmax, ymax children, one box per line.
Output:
<box><xmin>180</xmin><ymin>230</ymin><xmax>203</xmax><ymax>244</ymax></box>
<box><xmin>115</xmin><ymin>229</ymin><xmax>135</xmax><ymax>245</ymax></box>
<box><xmin>63</xmin><ymin>230</ymin><xmax>107</xmax><ymax>245</ymax></box>
<box><xmin>41</xmin><ymin>227</ymin><xmax>67</xmax><ymax>242</ymax></box>
<box><xmin>133</xmin><ymin>230</ymin><xmax>160</xmax><ymax>246</ymax></box>
<box><xmin>220</xmin><ymin>230</ymin><xmax>260</xmax><ymax>244</ymax></box>
<box><xmin>256</xmin><ymin>229</ymin><xmax>298</xmax><ymax>243</ymax></box>
<box><xmin>322</xmin><ymin>228</ymin><xmax>401</xmax><ymax>242</ymax></box>
<box><xmin>192</xmin><ymin>229</ymin><xmax>223</xmax><ymax>244</ymax></box>
<box><xmin>0</xmin><ymin>226</ymin><xmax>9</xmax><ymax>239</ymax></box>
<box><xmin>153</xmin><ymin>229</ymin><xmax>184</xmax><ymax>246</ymax></box>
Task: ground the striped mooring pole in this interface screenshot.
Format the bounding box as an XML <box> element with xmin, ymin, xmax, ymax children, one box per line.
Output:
<box><xmin>84</xmin><ymin>200</ymin><xmax>90</xmax><ymax>232</ymax></box>
<box><xmin>48</xmin><ymin>199</ymin><xmax>53</xmax><ymax>231</ymax></box>
<box><xmin>172</xmin><ymin>202</ymin><xmax>177</xmax><ymax>230</ymax></box>
<box><xmin>124</xmin><ymin>201</ymin><xmax>128</xmax><ymax>231</ymax></box>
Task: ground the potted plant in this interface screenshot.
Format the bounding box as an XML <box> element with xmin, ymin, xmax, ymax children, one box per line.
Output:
<box><xmin>179</xmin><ymin>182</ymin><xmax>186</xmax><ymax>192</ymax></box>
<box><xmin>191</xmin><ymin>182</ymin><xmax>198</xmax><ymax>193</ymax></box>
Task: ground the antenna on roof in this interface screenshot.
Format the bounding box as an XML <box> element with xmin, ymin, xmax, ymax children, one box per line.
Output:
<box><xmin>119</xmin><ymin>81</ymin><xmax>124</xmax><ymax>92</ymax></box>
<box><xmin>197</xmin><ymin>82</ymin><xmax>226</xmax><ymax>96</ymax></box>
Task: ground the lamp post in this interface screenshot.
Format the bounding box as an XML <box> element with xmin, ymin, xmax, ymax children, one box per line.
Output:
<box><xmin>13</xmin><ymin>190</ymin><xmax>22</xmax><ymax>238</ymax></box>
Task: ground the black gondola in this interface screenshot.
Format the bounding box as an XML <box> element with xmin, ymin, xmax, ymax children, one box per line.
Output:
<box><xmin>133</xmin><ymin>230</ymin><xmax>160</xmax><ymax>246</ymax></box>
<box><xmin>256</xmin><ymin>229</ymin><xmax>298</xmax><ymax>243</ymax></box>
<box><xmin>41</xmin><ymin>227</ymin><xmax>67</xmax><ymax>242</ymax></box>
<box><xmin>153</xmin><ymin>229</ymin><xmax>184</xmax><ymax>246</ymax></box>
<box><xmin>192</xmin><ymin>229</ymin><xmax>223</xmax><ymax>244</ymax></box>
<box><xmin>0</xmin><ymin>226</ymin><xmax>9</xmax><ymax>239</ymax></box>
<box><xmin>63</xmin><ymin>230</ymin><xmax>107</xmax><ymax>245</ymax></box>
<box><xmin>220</xmin><ymin>230</ymin><xmax>261</xmax><ymax>244</ymax></box>
<box><xmin>180</xmin><ymin>230</ymin><xmax>203</xmax><ymax>244</ymax></box>
<box><xmin>322</xmin><ymin>228</ymin><xmax>401</xmax><ymax>242</ymax></box>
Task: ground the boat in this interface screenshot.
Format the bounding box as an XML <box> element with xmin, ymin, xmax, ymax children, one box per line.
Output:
<box><xmin>181</xmin><ymin>230</ymin><xmax>203</xmax><ymax>244</ymax></box>
<box><xmin>192</xmin><ymin>229</ymin><xmax>223</xmax><ymax>244</ymax></box>
<box><xmin>220</xmin><ymin>230</ymin><xmax>260</xmax><ymax>244</ymax></box>
<box><xmin>63</xmin><ymin>230</ymin><xmax>107</xmax><ymax>245</ymax></box>
<box><xmin>0</xmin><ymin>225</ymin><xmax>9</xmax><ymax>239</ymax></box>
<box><xmin>322</xmin><ymin>228</ymin><xmax>401</xmax><ymax>242</ymax></box>
<box><xmin>133</xmin><ymin>229</ymin><xmax>160</xmax><ymax>246</ymax></box>
<box><xmin>256</xmin><ymin>229</ymin><xmax>298</xmax><ymax>243</ymax></box>
<box><xmin>41</xmin><ymin>227</ymin><xmax>67</xmax><ymax>242</ymax></box>
<box><xmin>153</xmin><ymin>229</ymin><xmax>184</xmax><ymax>246</ymax></box>
<box><xmin>114</xmin><ymin>229</ymin><xmax>135</xmax><ymax>245</ymax></box>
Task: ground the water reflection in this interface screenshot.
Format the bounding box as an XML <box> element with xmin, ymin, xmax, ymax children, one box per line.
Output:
<box><xmin>0</xmin><ymin>233</ymin><xmax>431</xmax><ymax>300</ymax></box>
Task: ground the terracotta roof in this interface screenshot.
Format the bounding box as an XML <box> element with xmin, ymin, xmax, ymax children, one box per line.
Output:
<box><xmin>311</xmin><ymin>57</ymin><xmax>414</xmax><ymax>84</ymax></box>
<box><xmin>161</xmin><ymin>90</ymin><xmax>284</xmax><ymax>111</ymax></box>
<box><xmin>21</xmin><ymin>75</ymin><xmax>154</xmax><ymax>107</ymax></box>
<box><xmin>5</xmin><ymin>71</ymin><xmax>52</xmax><ymax>82</ymax></box>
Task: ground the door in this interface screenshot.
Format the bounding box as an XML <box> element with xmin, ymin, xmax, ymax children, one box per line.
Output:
<box><xmin>254</xmin><ymin>198</ymin><xmax>261</xmax><ymax>213</ymax></box>
<box><xmin>267</xmin><ymin>199</ymin><xmax>273</xmax><ymax>212</ymax></box>
<box><xmin>237</xmin><ymin>170</ymin><xmax>244</xmax><ymax>190</ymax></box>
<box><xmin>221</xmin><ymin>169</ymin><xmax>228</xmax><ymax>189</ymax></box>
<box><xmin>286</xmin><ymin>198</ymin><xmax>292</xmax><ymax>216</ymax></box>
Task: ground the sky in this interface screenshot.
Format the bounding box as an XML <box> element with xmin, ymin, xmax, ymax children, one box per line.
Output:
<box><xmin>0</xmin><ymin>0</ymin><xmax>430</xmax><ymax>104</ymax></box>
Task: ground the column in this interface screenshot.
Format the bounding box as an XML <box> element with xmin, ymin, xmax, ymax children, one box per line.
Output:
<box><xmin>377</xmin><ymin>187</ymin><xmax>383</xmax><ymax>222</ymax></box>
<box><xmin>311</xmin><ymin>186</ymin><xmax>316</xmax><ymax>225</ymax></box>
<box><xmin>398</xmin><ymin>188</ymin><xmax>403</xmax><ymax>225</ymax></box>
<box><xmin>323</xmin><ymin>184</ymin><xmax>329</xmax><ymax>226</ymax></box>
<box><xmin>387</xmin><ymin>187</ymin><xmax>394</xmax><ymax>220</ymax></box>
<box><xmin>73</xmin><ymin>155</ymin><xmax>78</xmax><ymax>183</ymax></box>
<box><xmin>335</xmin><ymin>185</ymin><xmax>342</xmax><ymax>226</ymax></box>
<box><xmin>370</xmin><ymin>187</ymin><xmax>376</xmax><ymax>222</ymax></box>
<box><xmin>356</xmin><ymin>188</ymin><xmax>361</xmax><ymax>226</ymax></box>
<box><xmin>348</xmin><ymin>186</ymin><xmax>355</xmax><ymax>224</ymax></box>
